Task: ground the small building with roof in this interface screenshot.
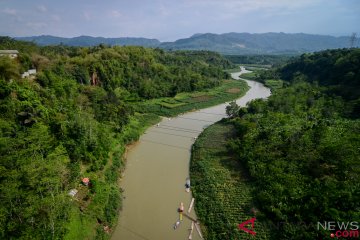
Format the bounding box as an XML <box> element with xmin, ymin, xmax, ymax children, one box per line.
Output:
<box><xmin>22</xmin><ymin>69</ymin><xmax>37</xmax><ymax>78</ymax></box>
<box><xmin>0</xmin><ymin>50</ymin><xmax>19</xmax><ymax>59</ymax></box>
<box><xmin>68</xmin><ymin>189</ymin><xmax>78</xmax><ymax>197</ymax></box>
<box><xmin>82</xmin><ymin>177</ymin><xmax>90</xmax><ymax>186</ymax></box>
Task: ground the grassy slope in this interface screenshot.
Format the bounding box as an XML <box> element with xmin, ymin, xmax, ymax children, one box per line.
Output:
<box><xmin>190</xmin><ymin>121</ymin><xmax>271</xmax><ymax>240</ymax></box>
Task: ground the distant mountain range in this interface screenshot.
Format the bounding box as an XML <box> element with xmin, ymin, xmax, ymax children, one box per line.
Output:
<box><xmin>16</xmin><ymin>35</ymin><xmax>160</xmax><ymax>47</ymax></box>
<box><xmin>16</xmin><ymin>32</ymin><xmax>357</xmax><ymax>55</ymax></box>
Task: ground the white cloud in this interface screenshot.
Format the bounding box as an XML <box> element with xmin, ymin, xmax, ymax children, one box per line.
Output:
<box><xmin>2</xmin><ymin>7</ymin><xmax>22</xmax><ymax>22</ymax></box>
<box><xmin>110</xmin><ymin>10</ymin><xmax>122</xmax><ymax>18</ymax></box>
<box><xmin>185</xmin><ymin>0</ymin><xmax>321</xmax><ymax>13</ymax></box>
<box><xmin>159</xmin><ymin>4</ymin><xmax>170</xmax><ymax>16</ymax></box>
<box><xmin>26</xmin><ymin>22</ymin><xmax>47</xmax><ymax>30</ymax></box>
<box><xmin>52</xmin><ymin>15</ymin><xmax>61</xmax><ymax>22</ymax></box>
<box><xmin>3</xmin><ymin>8</ymin><xmax>17</xmax><ymax>16</ymax></box>
<box><xmin>37</xmin><ymin>5</ymin><xmax>47</xmax><ymax>13</ymax></box>
<box><xmin>83</xmin><ymin>11</ymin><xmax>91</xmax><ymax>21</ymax></box>
<box><xmin>176</xmin><ymin>0</ymin><xmax>325</xmax><ymax>26</ymax></box>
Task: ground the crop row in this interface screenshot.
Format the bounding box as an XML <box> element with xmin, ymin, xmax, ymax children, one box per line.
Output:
<box><xmin>190</xmin><ymin>123</ymin><xmax>272</xmax><ymax>239</ymax></box>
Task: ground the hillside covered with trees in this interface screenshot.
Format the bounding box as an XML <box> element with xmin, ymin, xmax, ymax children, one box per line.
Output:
<box><xmin>0</xmin><ymin>37</ymin><xmax>235</xmax><ymax>239</ymax></box>
<box><xmin>254</xmin><ymin>48</ymin><xmax>360</xmax><ymax>117</ymax></box>
<box><xmin>191</xmin><ymin>48</ymin><xmax>360</xmax><ymax>239</ymax></box>
<box><xmin>17</xmin><ymin>32</ymin><xmax>358</xmax><ymax>55</ymax></box>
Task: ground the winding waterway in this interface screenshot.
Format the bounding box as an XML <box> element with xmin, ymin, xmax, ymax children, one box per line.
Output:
<box><xmin>111</xmin><ymin>67</ymin><xmax>271</xmax><ymax>240</ymax></box>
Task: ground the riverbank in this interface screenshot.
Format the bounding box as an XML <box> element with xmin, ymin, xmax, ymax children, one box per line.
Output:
<box><xmin>67</xmin><ymin>72</ymin><xmax>250</xmax><ymax>239</ymax></box>
<box><xmin>239</xmin><ymin>67</ymin><xmax>284</xmax><ymax>91</ymax></box>
<box><xmin>190</xmin><ymin>120</ymin><xmax>271</xmax><ymax>239</ymax></box>
<box><xmin>63</xmin><ymin>113</ymin><xmax>160</xmax><ymax>240</ymax></box>
<box><xmin>135</xmin><ymin>78</ymin><xmax>249</xmax><ymax>117</ymax></box>
<box><xmin>110</xmin><ymin>68</ymin><xmax>271</xmax><ymax>240</ymax></box>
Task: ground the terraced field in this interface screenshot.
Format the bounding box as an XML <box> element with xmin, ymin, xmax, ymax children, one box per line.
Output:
<box><xmin>135</xmin><ymin>79</ymin><xmax>249</xmax><ymax>116</ymax></box>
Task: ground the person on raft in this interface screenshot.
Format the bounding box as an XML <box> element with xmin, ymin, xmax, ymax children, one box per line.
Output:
<box><xmin>178</xmin><ymin>202</ymin><xmax>184</xmax><ymax>213</ymax></box>
<box><xmin>185</xmin><ymin>178</ymin><xmax>190</xmax><ymax>192</ymax></box>
<box><xmin>173</xmin><ymin>220</ymin><xmax>180</xmax><ymax>229</ymax></box>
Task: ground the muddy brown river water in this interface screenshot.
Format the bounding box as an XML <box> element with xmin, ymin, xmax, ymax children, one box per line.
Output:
<box><xmin>111</xmin><ymin>67</ymin><xmax>271</xmax><ymax>240</ymax></box>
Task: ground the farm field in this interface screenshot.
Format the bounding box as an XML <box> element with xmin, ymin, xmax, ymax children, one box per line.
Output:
<box><xmin>190</xmin><ymin>121</ymin><xmax>272</xmax><ymax>240</ymax></box>
<box><xmin>135</xmin><ymin>79</ymin><xmax>249</xmax><ymax>116</ymax></box>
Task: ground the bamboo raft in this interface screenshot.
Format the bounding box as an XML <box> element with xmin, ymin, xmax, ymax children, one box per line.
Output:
<box><xmin>182</xmin><ymin>213</ymin><xmax>197</xmax><ymax>222</ymax></box>
<box><xmin>188</xmin><ymin>221</ymin><xmax>194</xmax><ymax>240</ymax></box>
<box><xmin>173</xmin><ymin>187</ymin><xmax>203</xmax><ymax>239</ymax></box>
<box><xmin>188</xmin><ymin>198</ymin><xmax>195</xmax><ymax>213</ymax></box>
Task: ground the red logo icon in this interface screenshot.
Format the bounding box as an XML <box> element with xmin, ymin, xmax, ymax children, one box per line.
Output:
<box><xmin>238</xmin><ymin>218</ymin><xmax>256</xmax><ymax>236</ymax></box>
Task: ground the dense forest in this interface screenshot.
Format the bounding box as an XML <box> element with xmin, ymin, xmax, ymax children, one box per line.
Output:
<box><xmin>0</xmin><ymin>37</ymin><xmax>234</xmax><ymax>239</ymax></box>
<box><xmin>255</xmin><ymin>48</ymin><xmax>360</xmax><ymax>117</ymax></box>
<box><xmin>224</xmin><ymin>49</ymin><xmax>359</xmax><ymax>239</ymax></box>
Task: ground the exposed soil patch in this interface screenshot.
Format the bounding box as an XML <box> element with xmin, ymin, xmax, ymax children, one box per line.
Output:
<box><xmin>226</xmin><ymin>88</ymin><xmax>241</xmax><ymax>93</ymax></box>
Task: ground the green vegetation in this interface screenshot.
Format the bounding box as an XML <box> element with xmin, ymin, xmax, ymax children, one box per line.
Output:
<box><xmin>246</xmin><ymin>49</ymin><xmax>360</xmax><ymax>99</ymax></box>
<box><xmin>279</xmin><ymin>49</ymin><xmax>360</xmax><ymax>117</ymax></box>
<box><xmin>225</xmin><ymin>55</ymin><xmax>292</xmax><ymax>66</ymax></box>
<box><xmin>240</xmin><ymin>68</ymin><xmax>283</xmax><ymax>91</ymax></box>
<box><xmin>16</xmin><ymin>35</ymin><xmax>161</xmax><ymax>47</ymax></box>
<box><xmin>136</xmin><ymin>79</ymin><xmax>249</xmax><ymax>116</ymax></box>
<box><xmin>240</xmin><ymin>72</ymin><xmax>257</xmax><ymax>80</ymax></box>
<box><xmin>264</xmin><ymin>79</ymin><xmax>283</xmax><ymax>90</ymax></box>
<box><xmin>239</xmin><ymin>62</ymin><xmax>284</xmax><ymax>91</ymax></box>
<box><xmin>191</xmin><ymin>121</ymin><xmax>271</xmax><ymax>239</ymax></box>
<box><xmin>224</xmin><ymin>67</ymin><xmax>244</xmax><ymax>73</ymax></box>
<box><xmin>229</xmin><ymin>84</ymin><xmax>359</xmax><ymax>239</ymax></box>
<box><xmin>191</xmin><ymin>48</ymin><xmax>360</xmax><ymax>239</ymax></box>
<box><xmin>243</xmin><ymin>65</ymin><xmax>270</xmax><ymax>71</ymax></box>
<box><xmin>0</xmin><ymin>36</ymin><xmax>242</xmax><ymax>239</ymax></box>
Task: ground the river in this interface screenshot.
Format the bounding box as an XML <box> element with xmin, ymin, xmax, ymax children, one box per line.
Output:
<box><xmin>111</xmin><ymin>67</ymin><xmax>271</xmax><ymax>240</ymax></box>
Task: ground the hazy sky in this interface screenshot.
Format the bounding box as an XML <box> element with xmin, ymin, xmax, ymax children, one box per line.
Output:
<box><xmin>1</xmin><ymin>0</ymin><xmax>359</xmax><ymax>41</ymax></box>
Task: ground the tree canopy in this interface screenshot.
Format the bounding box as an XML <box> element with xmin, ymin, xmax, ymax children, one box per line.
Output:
<box><xmin>227</xmin><ymin>49</ymin><xmax>360</xmax><ymax>239</ymax></box>
<box><xmin>0</xmin><ymin>37</ymin><xmax>234</xmax><ymax>239</ymax></box>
